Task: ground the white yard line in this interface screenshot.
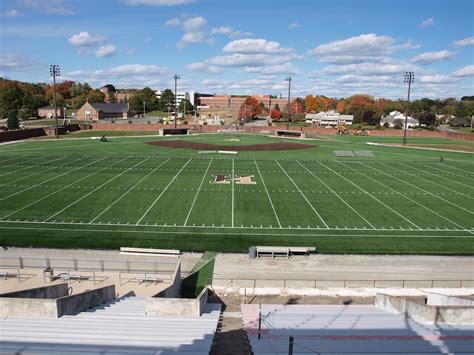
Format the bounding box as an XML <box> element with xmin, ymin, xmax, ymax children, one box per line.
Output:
<box><xmin>383</xmin><ymin>163</ymin><xmax>474</xmax><ymax>215</ymax></box>
<box><xmin>317</xmin><ymin>161</ymin><xmax>421</xmax><ymax>230</ymax></box>
<box><xmin>43</xmin><ymin>157</ymin><xmax>145</xmax><ymax>222</ymax></box>
<box><xmin>420</xmin><ymin>162</ymin><xmax>474</xmax><ymax>181</ymax></box>
<box><xmin>275</xmin><ymin>160</ymin><xmax>329</xmax><ymax>228</ymax></box>
<box><xmin>232</xmin><ymin>159</ymin><xmax>235</xmax><ymax>228</ymax></box>
<box><xmin>0</xmin><ymin>156</ymin><xmax>65</xmax><ymax>181</ymax></box>
<box><xmin>399</xmin><ymin>162</ymin><xmax>473</xmax><ymax>192</ymax></box>
<box><xmin>136</xmin><ymin>158</ymin><xmax>192</xmax><ymax>225</ymax></box>
<box><xmin>0</xmin><ymin>156</ymin><xmax>24</xmax><ymax>165</ymax></box>
<box><xmin>297</xmin><ymin>160</ymin><xmax>375</xmax><ymax>229</ymax></box>
<box><xmin>0</xmin><ymin>221</ymin><xmax>472</xmax><ymax>238</ymax></box>
<box><xmin>88</xmin><ymin>158</ymin><xmax>173</xmax><ymax>223</ymax></box>
<box><xmin>0</xmin><ymin>156</ymin><xmax>85</xmax><ymax>202</ymax></box>
<box><xmin>347</xmin><ymin>162</ymin><xmax>472</xmax><ymax>234</ymax></box>
<box><xmin>0</xmin><ymin>156</ymin><xmax>110</xmax><ymax>220</ymax></box>
<box><xmin>254</xmin><ymin>159</ymin><xmax>282</xmax><ymax>228</ymax></box>
<box><xmin>0</xmin><ymin>156</ymin><xmax>35</xmax><ymax>168</ymax></box>
<box><xmin>438</xmin><ymin>163</ymin><xmax>474</xmax><ymax>175</ymax></box>
<box><xmin>183</xmin><ymin>159</ymin><xmax>213</xmax><ymax>226</ymax></box>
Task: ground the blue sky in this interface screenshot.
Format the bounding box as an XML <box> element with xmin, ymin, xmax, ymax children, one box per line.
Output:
<box><xmin>1</xmin><ymin>0</ymin><xmax>473</xmax><ymax>99</ymax></box>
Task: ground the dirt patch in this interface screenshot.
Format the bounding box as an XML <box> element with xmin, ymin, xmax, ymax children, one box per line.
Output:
<box><xmin>145</xmin><ymin>140</ymin><xmax>315</xmax><ymax>151</ymax></box>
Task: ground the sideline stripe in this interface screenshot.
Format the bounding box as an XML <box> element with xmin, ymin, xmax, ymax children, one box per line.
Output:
<box><xmin>297</xmin><ymin>160</ymin><xmax>375</xmax><ymax>229</ymax></box>
<box><xmin>383</xmin><ymin>163</ymin><xmax>473</xmax><ymax>214</ymax></box>
<box><xmin>0</xmin><ymin>156</ymin><xmax>109</xmax><ymax>220</ymax></box>
<box><xmin>318</xmin><ymin>161</ymin><xmax>421</xmax><ymax>230</ymax></box>
<box><xmin>136</xmin><ymin>158</ymin><xmax>192</xmax><ymax>225</ymax></box>
<box><xmin>0</xmin><ymin>156</ymin><xmax>65</xmax><ymax>181</ymax></box>
<box><xmin>0</xmin><ymin>223</ymin><xmax>472</xmax><ymax>238</ymax></box>
<box><xmin>420</xmin><ymin>162</ymin><xmax>474</xmax><ymax>181</ymax></box>
<box><xmin>275</xmin><ymin>159</ymin><xmax>329</xmax><ymax>228</ymax></box>
<box><xmin>184</xmin><ymin>158</ymin><xmax>213</xmax><ymax>226</ymax></box>
<box><xmin>254</xmin><ymin>159</ymin><xmax>281</xmax><ymax>228</ymax></box>
<box><xmin>348</xmin><ymin>162</ymin><xmax>472</xmax><ymax>234</ymax></box>
<box><xmin>43</xmin><ymin>157</ymin><xmax>144</xmax><ymax>222</ymax></box>
<box><xmin>0</xmin><ymin>156</ymin><xmax>85</xmax><ymax>201</ymax></box>
<box><xmin>89</xmin><ymin>158</ymin><xmax>170</xmax><ymax>224</ymax></box>
<box><xmin>399</xmin><ymin>162</ymin><xmax>474</xmax><ymax>193</ymax></box>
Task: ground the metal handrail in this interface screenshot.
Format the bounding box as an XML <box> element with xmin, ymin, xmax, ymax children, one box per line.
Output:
<box><xmin>208</xmin><ymin>277</ymin><xmax>473</xmax><ymax>288</ymax></box>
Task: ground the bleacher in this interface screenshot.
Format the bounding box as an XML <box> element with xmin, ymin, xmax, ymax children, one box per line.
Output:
<box><xmin>242</xmin><ymin>304</ymin><xmax>474</xmax><ymax>354</ymax></box>
<box><xmin>0</xmin><ymin>296</ymin><xmax>221</xmax><ymax>354</ymax></box>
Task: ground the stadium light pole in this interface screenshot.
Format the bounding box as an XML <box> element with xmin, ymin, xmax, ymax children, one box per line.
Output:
<box><xmin>403</xmin><ymin>71</ymin><xmax>414</xmax><ymax>146</ymax></box>
<box><xmin>50</xmin><ymin>65</ymin><xmax>60</xmax><ymax>139</ymax></box>
<box><xmin>285</xmin><ymin>76</ymin><xmax>292</xmax><ymax>130</ymax></box>
<box><xmin>174</xmin><ymin>74</ymin><xmax>180</xmax><ymax>128</ymax></box>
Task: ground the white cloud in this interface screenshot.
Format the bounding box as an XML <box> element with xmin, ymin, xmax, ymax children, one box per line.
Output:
<box><xmin>0</xmin><ymin>53</ymin><xmax>35</xmax><ymax>71</ymax></box>
<box><xmin>186</xmin><ymin>62</ymin><xmax>222</xmax><ymax>74</ymax></box>
<box><xmin>411</xmin><ymin>50</ymin><xmax>455</xmax><ymax>64</ymax></box>
<box><xmin>126</xmin><ymin>0</ymin><xmax>194</xmax><ymax>6</ymax></box>
<box><xmin>95</xmin><ymin>44</ymin><xmax>117</xmax><ymax>57</ymax></box>
<box><xmin>318</xmin><ymin>61</ymin><xmax>412</xmax><ymax>76</ymax></box>
<box><xmin>308</xmin><ymin>33</ymin><xmax>399</xmax><ymax>64</ymax></box>
<box><xmin>335</xmin><ymin>75</ymin><xmax>394</xmax><ymax>83</ymax></box>
<box><xmin>18</xmin><ymin>0</ymin><xmax>75</xmax><ymax>15</ymax></box>
<box><xmin>420</xmin><ymin>18</ymin><xmax>435</xmax><ymax>28</ymax></box>
<box><xmin>241</xmin><ymin>63</ymin><xmax>301</xmax><ymax>75</ymax></box>
<box><xmin>68</xmin><ymin>32</ymin><xmax>106</xmax><ymax>46</ymax></box>
<box><xmin>177</xmin><ymin>16</ymin><xmax>212</xmax><ymax>49</ymax></box>
<box><xmin>3</xmin><ymin>9</ymin><xmax>23</xmax><ymax>17</ymax></box>
<box><xmin>107</xmin><ymin>64</ymin><xmax>167</xmax><ymax>75</ymax></box>
<box><xmin>144</xmin><ymin>36</ymin><xmax>152</xmax><ymax>43</ymax></box>
<box><xmin>288</xmin><ymin>21</ymin><xmax>301</xmax><ymax>29</ymax></box>
<box><xmin>223</xmin><ymin>38</ymin><xmax>292</xmax><ymax>54</ymax></box>
<box><xmin>210</xmin><ymin>26</ymin><xmax>252</xmax><ymax>38</ymax></box>
<box><xmin>453</xmin><ymin>36</ymin><xmax>474</xmax><ymax>47</ymax></box>
<box><xmin>165</xmin><ymin>18</ymin><xmax>181</xmax><ymax>26</ymax></box>
<box><xmin>418</xmin><ymin>74</ymin><xmax>454</xmax><ymax>83</ymax></box>
<box><xmin>208</xmin><ymin>53</ymin><xmax>298</xmax><ymax>67</ymax></box>
<box><xmin>452</xmin><ymin>64</ymin><xmax>474</xmax><ymax>77</ymax></box>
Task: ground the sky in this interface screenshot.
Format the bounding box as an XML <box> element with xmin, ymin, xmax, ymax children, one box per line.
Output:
<box><xmin>0</xmin><ymin>0</ymin><xmax>473</xmax><ymax>99</ymax></box>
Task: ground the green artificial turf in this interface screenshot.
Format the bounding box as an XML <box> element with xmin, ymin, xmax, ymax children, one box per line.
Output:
<box><xmin>0</xmin><ymin>133</ymin><xmax>472</xmax><ymax>254</ymax></box>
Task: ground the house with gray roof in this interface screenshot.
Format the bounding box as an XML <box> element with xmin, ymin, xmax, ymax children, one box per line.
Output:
<box><xmin>380</xmin><ymin>111</ymin><xmax>419</xmax><ymax>128</ymax></box>
<box><xmin>76</xmin><ymin>101</ymin><xmax>135</xmax><ymax>120</ymax></box>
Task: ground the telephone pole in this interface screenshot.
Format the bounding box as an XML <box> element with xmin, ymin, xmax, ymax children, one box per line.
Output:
<box><xmin>50</xmin><ymin>65</ymin><xmax>60</xmax><ymax>139</ymax></box>
<box><xmin>403</xmin><ymin>71</ymin><xmax>414</xmax><ymax>146</ymax></box>
<box><xmin>285</xmin><ymin>76</ymin><xmax>292</xmax><ymax>130</ymax></box>
<box><xmin>174</xmin><ymin>74</ymin><xmax>180</xmax><ymax>128</ymax></box>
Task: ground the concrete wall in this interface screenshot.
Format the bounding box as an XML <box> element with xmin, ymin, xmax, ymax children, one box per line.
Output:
<box><xmin>154</xmin><ymin>262</ymin><xmax>181</xmax><ymax>298</ymax></box>
<box><xmin>0</xmin><ymin>128</ymin><xmax>46</xmax><ymax>142</ymax></box>
<box><xmin>0</xmin><ymin>283</ymin><xmax>68</xmax><ymax>299</ymax></box>
<box><xmin>375</xmin><ymin>293</ymin><xmax>474</xmax><ymax>325</ymax></box>
<box><xmin>0</xmin><ymin>285</ymin><xmax>115</xmax><ymax>318</ymax></box>
<box><xmin>56</xmin><ymin>285</ymin><xmax>116</xmax><ymax>316</ymax></box>
<box><xmin>427</xmin><ymin>293</ymin><xmax>474</xmax><ymax>307</ymax></box>
<box><xmin>146</xmin><ymin>287</ymin><xmax>208</xmax><ymax>317</ymax></box>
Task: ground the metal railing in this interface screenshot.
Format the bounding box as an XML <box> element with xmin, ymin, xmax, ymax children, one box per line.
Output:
<box><xmin>209</xmin><ymin>277</ymin><xmax>474</xmax><ymax>288</ymax></box>
<box><xmin>0</xmin><ymin>256</ymin><xmax>176</xmax><ymax>274</ymax></box>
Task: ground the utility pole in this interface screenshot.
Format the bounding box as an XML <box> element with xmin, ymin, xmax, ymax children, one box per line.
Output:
<box><xmin>403</xmin><ymin>71</ymin><xmax>414</xmax><ymax>146</ymax></box>
<box><xmin>143</xmin><ymin>101</ymin><xmax>146</xmax><ymax>117</ymax></box>
<box><xmin>50</xmin><ymin>65</ymin><xmax>60</xmax><ymax>139</ymax></box>
<box><xmin>174</xmin><ymin>74</ymin><xmax>180</xmax><ymax>128</ymax></box>
<box><xmin>285</xmin><ymin>76</ymin><xmax>292</xmax><ymax>130</ymax></box>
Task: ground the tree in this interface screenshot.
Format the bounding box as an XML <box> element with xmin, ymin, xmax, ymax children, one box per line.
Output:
<box><xmin>289</xmin><ymin>100</ymin><xmax>303</xmax><ymax>114</ymax></box>
<box><xmin>238</xmin><ymin>96</ymin><xmax>262</xmax><ymax>120</ymax></box>
<box><xmin>140</xmin><ymin>87</ymin><xmax>159</xmax><ymax>111</ymax></box>
<box><xmin>128</xmin><ymin>95</ymin><xmax>143</xmax><ymax>114</ymax></box>
<box><xmin>87</xmin><ymin>90</ymin><xmax>105</xmax><ymax>103</ymax></box>
<box><xmin>159</xmin><ymin>89</ymin><xmax>174</xmax><ymax>110</ymax></box>
<box><xmin>415</xmin><ymin>112</ymin><xmax>436</xmax><ymax>127</ymax></box>
<box><xmin>270</xmin><ymin>109</ymin><xmax>282</xmax><ymax>120</ymax></box>
<box><xmin>274</xmin><ymin>103</ymin><xmax>280</xmax><ymax>111</ymax></box>
<box><xmin>0</xmin><ymin>81</ymin><xmax>22</xmax><ymax>118</ymax></box>
<box><xmin>7</xmin><ymin>110</ymin><xmax>19</xmax><ymax>130</ymax></box>
<box><xmin>179</xmin><ymin>99</ymin><xmax>193</xmax><ymax>113</ymax></box>
<box><xmin>393</xmin><ymin>119</ymin><xmax>403</xmax><ymax>129</ymax></box>
<box><xmin>108</xmin><ymin>92</ymin><xmax>117</xmax><ymax>103</ymax></box>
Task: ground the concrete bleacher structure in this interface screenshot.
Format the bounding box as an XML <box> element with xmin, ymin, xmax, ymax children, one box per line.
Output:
<box><xmin>0</xmin><ymin>296</ymin><xmax>221</xmax><ymax>354</ymax></box>
<box><xmin>242</xmin><ymin>303</ymin><xmax>474</xmax><ymax>354</ymax></box>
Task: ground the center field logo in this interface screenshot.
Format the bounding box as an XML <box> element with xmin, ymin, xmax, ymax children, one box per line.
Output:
<box><xmin>211</xmin><ymin>174</ymin><xmax>256</xmax><ymax>185</ymax></box>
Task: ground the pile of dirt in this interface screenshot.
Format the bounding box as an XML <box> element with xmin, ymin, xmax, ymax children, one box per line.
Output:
<box><xmin>145</xmin><ymin>140</ymin><xmax>315</xmax><ymax>151</ymax></box>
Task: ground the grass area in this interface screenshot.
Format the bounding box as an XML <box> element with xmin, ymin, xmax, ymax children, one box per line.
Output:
<box><xmin>181</xmin><ymin>253</ymin><xmax>216</xmax><ymax>298</ymax></box>
<box><xmin>450</xmin><ymin>126</ymin><xmax>473</xmax><ymax>134</ymax></box>
<box><xmin>147</xmin><ymin>110</ymin><xmax>169</xmax><ymax>117</ymax></box>
<box><xmin>65</xmin><ymin>130</ymin><xmax>162</xmax><ymax>138</ymax></box>
<box><xmin>0</xmin><ymin>133</ymin><xmax>472</xmax><ymax>255</ymax></box>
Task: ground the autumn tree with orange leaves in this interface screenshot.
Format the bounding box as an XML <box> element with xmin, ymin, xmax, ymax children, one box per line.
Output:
<box><xmin>238</xmin><ymin>96</ymin><xmax>262</xmax><ymax>121</ymax></box>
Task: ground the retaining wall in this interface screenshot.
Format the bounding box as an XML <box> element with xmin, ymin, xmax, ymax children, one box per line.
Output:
<box><xmin>0</xmin><ymin>283</ymin><xmax>68</xmax><ymax>299</ymax></box>
<box><xmin>0</xmin><ymin>128</ymin><xmax>46</xmax><ymax>142</ymax></box>
<box><xmin>375</xmin><ymin>293</ymin><xmax>474</xmax><ymax>325</ymax></box>
<box><xmin>146</xmin><ymin>287</ymin><xmax>208</xmax><ymax>317</ymax></box>
<box><xmin>154</xmin><ymin>262</ymin><xmax>181</xmax><ymax>298</ymax></box>
<box><xmin>427</xmin><ymin>293</ymin><xmax>474</xmax><ymax>306</ymax></box>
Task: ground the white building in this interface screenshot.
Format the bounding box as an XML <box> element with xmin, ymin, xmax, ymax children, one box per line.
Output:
<box><xmin>380</xmin><ymin>111</ymin><xmax>418</xmax><ymax>128</ymax></box>
<box><xmin>155</xmin><ymin>90</ymin><xmax>195</xmax><ymax>107</ymax></box>
<box><xmin>305</xmin><ymin>110</ymin><xmax>353</xmax><ymax>127</ymax></box>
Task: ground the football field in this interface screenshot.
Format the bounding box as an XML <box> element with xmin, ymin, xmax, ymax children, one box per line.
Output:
<box><xmin>0</xmin><ymin>133</ymin><xmax>473</xmax><ymax>254</ymax></box>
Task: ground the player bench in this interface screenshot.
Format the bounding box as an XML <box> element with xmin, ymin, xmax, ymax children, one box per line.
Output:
<box><xmin>275</xmin><ymin>130</ymin><xmax>305</xmax><ymax>139</ymax></box>
<box><xmin>256</xmin><ymin>246</ymin><xmax>316</xmax><ymax>258</ymax></box>
<box><xmin>120</xmin><ymin>247</ymin><xmax>180</xmax><ymax>257</ymax></box>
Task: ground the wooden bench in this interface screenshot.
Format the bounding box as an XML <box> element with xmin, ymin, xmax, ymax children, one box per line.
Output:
<box><xmin>256</xmin><ymin>246</ymin><xmax>316</xmax><ymax>258</ymax></box>
<box><xmin>120</xmin><ymin>247</ymin><xmax>180</xmax><ymax>257</ymax></box>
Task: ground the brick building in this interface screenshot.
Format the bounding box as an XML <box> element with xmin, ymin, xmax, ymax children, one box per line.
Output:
<box><xmin>76</xmin><ymin>101</ymin><xmax>135</xmax><ymax>120</ymax></box>
<box><xmin>37</xmin><ymin>105</ymin><xmax>64</xmax><ymax>119</ymax></box>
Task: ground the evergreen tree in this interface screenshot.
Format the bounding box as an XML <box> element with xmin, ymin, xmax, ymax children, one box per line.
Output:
<box><xmin>7</xmin><ymin>110</ymin><xmax>19</xmax><ymax>130</ymax></box>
